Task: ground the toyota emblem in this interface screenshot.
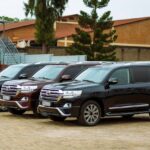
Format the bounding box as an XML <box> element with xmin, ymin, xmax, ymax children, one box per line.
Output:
<box><xmin>46</xmin><ymin>90</ymin><xmax>51</xmax><ymax>96</ymax></box>
<box><xmin>6</xmin><ymin>86</ymin><xmax>10</xmax><ymax>91</ymax></box>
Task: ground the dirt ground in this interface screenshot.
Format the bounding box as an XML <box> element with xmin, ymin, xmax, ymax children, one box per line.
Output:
<box><xmin>0</xmin><ymin>112</ymin><xmax>150</xmax><ymax>150</ymax></box>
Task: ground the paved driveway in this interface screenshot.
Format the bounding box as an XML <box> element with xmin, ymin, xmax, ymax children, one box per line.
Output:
<box><xmin>0</xmin><ymin>112</ymin><xmax>150</xmax><ymax>150</ymax></box>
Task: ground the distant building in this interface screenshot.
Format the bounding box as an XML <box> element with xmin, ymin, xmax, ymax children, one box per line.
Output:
<box><xmin>0</xmin><ymin>14</ymin><xmax>150</xmax><ymax>60</ymax></box>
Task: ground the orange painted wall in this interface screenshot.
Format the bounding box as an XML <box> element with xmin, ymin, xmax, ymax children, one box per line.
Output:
<box><xmin>2</xmin><ymin>19</ymin><xmax>150</xmax><ymax>46</ymax></box>
<box><xmin>4</xmin><ymin>25</ymin><xmax>35</xmax><ymax>42</ymax></box>
<box><xmin>115</xmin><ymin>19</ymin><xmax>150</xmax><ymax>45</ymax></box>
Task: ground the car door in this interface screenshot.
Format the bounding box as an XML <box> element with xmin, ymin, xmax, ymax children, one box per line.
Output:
<box><xmin>104</xmin><ymin>67</ymin><xmax>134</xmax><ymax>114</ymax></box>
<box><xmin>129</xmin><ymin>66</ymin><xmax>150</xmax><ymax>110</ymax></box>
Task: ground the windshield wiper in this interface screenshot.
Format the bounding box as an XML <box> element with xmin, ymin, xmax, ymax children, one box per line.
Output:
<box><xmin>82</xmin><ymin>79</ymin><xmax>96</xmax><ymax>83</ymax></box>
<box><xmin>1</xmin><ymin>75</ymin><xmax>9</xmax><ymax>78</ymax></box>
<box><xmin>74</xmin><ymin>79</ymin><xmax>80</xmax><ymax>81</ymax></box>
<box><xmin>30</xmin><ymin>77</ymin><xmax>36</xmax><ymax>80</ymax></box>
<box><xmin>38</xmin><ymin>77</ymin><xmax>50</xmax><ymax>80</ymax></box>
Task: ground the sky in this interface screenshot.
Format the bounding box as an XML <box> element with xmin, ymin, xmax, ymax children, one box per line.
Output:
<box><xmin>0</xmin><ymin>0</ymin><xmax>150</xmax><ymax>20</ymax></box>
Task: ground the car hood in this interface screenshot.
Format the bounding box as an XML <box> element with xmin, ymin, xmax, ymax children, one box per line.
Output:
<box><xmin>3</xmin><ymin>79</ymin><xmax>29</xmax><ymax>86</ymax></box>
<box><xmin>3</xmin><ymin>79</ymin><xmax>54</xmax><ymax>87</ymax></box>
<box><xmin>0</xmin><ymin>77</ymin><xmax>10</xmax><ymax>82</ymax></box>
<box><xmin>43</xmin><ymin>80</ymin><xmax>100</xmax><ymax>91</ymax></box>
<box><xmin>0</xmin><ymin>78</ymin><xmax>10</xmax><ymax>88</ymax></box>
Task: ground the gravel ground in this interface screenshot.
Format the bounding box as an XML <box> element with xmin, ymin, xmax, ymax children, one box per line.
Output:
<box><xmin>0</xmin><ymin>112</ymin><xmax>150</xmax><ymax>150</ymax></box>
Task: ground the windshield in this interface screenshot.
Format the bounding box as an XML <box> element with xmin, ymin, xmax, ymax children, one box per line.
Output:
<box><xmin>76</xmin><ymin>67</ymin><xmax>110</xmax><ymax>83</ymax></box>
<box><xmin>0</xmin><ymin>65</ymin><xmax>26</xmax><ymax>79</ymax></box>
<box><xmin>32</xmin><ymin>65</ymin><xmax>65</xmax><ymax>80</ymax></box>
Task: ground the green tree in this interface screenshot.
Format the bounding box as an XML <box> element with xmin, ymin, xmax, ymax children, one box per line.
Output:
<box><xmin>0</xmin><ymin>16</ymin><xmax>20</xmax><ymax>22</ymax></box>
<box><xmin>67</xmin><ymin>0</ymin><xmax>117</xmax><ymax>61</ymax></box>
<box><xmin>25</xmin><ymin>0</ymin><xmax>68</xmax><ymax>53</ymax></box>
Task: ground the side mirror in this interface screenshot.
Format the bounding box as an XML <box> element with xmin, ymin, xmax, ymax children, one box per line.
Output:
<box><xmin>108</xmin><ymin>78</ymin><xmax>118</xmax><ymax>85</ymax></box>
<box><xmin>61</xmin><ymin>75</ymin><xmax>71</xmax><ymax>82</ymax></box>
<box><xmin>18</xmin><ymin>74</ymin><xmax>28</xmax><ymax>79</ymax></box>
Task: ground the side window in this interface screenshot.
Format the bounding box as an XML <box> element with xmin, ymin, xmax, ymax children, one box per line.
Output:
<box><xmin>131</xmin><ymin>67</ymin><xmax>150</xmax><ymax>83</ymax></box>
<box><xmin>20</xmin><ymin>66</ymin><xmax>43</xmax><ymax>77</ymax></box>
<box><xmin>109</xmin><ymin>68</ymin><xmax>130</xmax><ymax>85</ymax></box>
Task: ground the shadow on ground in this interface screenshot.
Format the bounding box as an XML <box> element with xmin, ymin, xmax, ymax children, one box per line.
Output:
<box><xmin>1</xmin><ymin>111</ymin><xmax>150</xmax><ymax>127</ymax></box>
<box><xmin>38</xmin><ymin>115</ymin><xmax>150</xmax><ymax>127</ymax></box>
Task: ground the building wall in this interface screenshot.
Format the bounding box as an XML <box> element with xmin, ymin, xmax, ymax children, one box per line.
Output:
<box><xmin>2</xmin><ymin>19</ymin><xmax>150</xmax><ymax>47</ymax></box>
<box><xmin>115</xmin><ymin>19</ymin><xmax>150</xmax><ymax>45</ymax></box>
<box><xmin>20</xmin><ymin>47</ymin><xmax>67</xmax><ymax>56</ymax></box>
<box><xmin>3</xmin><ymin>25</ymin><xmax>35</xmax><ymax>42</ymax></box>
<box><xmin>115</xmin><ymin>46</ymin><xmax>150</xmax><ymax>61</ymax></box>
<box><xmin>58</xmin><ymin>19</ymin><xmax>150</xmax><ymax>47</ymax></box>
<box><xmin>57</xmin><ymin>36</ymin><xmax>74</xmax><ymax>47</ymax></box>
<box><xmin>60</xmin><ymin>15</ymin><xmax>79</xmax><ymax>22</ymax></box>
<box><xmin>21</xmin><ymin>46</ymin><xmax>150</xmax><ymax>61</ymax></box>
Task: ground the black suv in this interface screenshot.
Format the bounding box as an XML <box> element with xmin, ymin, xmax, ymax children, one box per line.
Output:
<box><xmin>38</xmin><ymin>62</ymin><xmax>150</xmax><ymax>126</ymax></box>
<box><xmin>0</xmin><ymin>62</ymin><xmax>109</xmax><ymax>116</ymax></box>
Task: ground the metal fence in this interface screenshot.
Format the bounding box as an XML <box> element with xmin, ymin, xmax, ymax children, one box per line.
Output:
<box><xmin>0</xmin><ymin>37</ymin><xmax>86</xmax><ymax>65</ymax></box>
<box><xmin>1</xmin><ymin>53</ymin><xmax>87</xmax><ymax>64</ymax></box>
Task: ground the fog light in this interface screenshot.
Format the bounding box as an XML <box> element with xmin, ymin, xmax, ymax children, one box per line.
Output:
<box><xmin>21</xmin><ymin>97</ymin><xmax>29</xmax><ymax>102</ymax></box>
<box><xmin>63</xmin><ymin>103</ymin><xmax>72</xmax><ymax>108</ymax></box>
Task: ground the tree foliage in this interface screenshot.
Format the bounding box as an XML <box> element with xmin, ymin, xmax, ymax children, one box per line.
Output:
<box><xmin>24</xmin><ymin>0</ymin><xmax>68</xmax><ymax>53</ymax></box>
<box><xmin>0</xmin><ymin>16</ymin><xmax>20</xmax><ymax>22</ymax></box>
<box><xmin>67</xmin><ymin>0</ymin><xmax>117</xmax><ymax>61</ymax></box>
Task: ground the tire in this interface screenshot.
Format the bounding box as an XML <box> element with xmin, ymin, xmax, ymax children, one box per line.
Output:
<box><xmin>0</xmin><ymin>106</ymin><xmax>8</xmax><ymax>112</ymax></box>
<box><xmin>78</xmin><ymin>100</ymin><xmax>101</xmax><ymax>126</ymax></box>
<box><xmin>50</xmin><ymin>116</ymin><xmax>66</xmax><ymax>122</ymax></box>
<box><xmin>32</xmin><ymin>100</ymin><xmax>52</xmax><ymax>118</ymax></box>
<box><xmin>8</xmin><ymin>108</ymin><xmax>26</xmax><ymax>115</ymax></box>
<box><xmin>32</xmin><ymin>100</ymin><xmax>42</xmax><ymax>117</ymax></box>
<box><xmin>122</xmin><ymin>114</ymin><xmax>134</xmax><ymax>119</ymax></box>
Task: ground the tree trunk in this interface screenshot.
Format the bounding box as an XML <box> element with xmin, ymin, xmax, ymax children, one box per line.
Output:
<box><xmin>42</xmin><ymin>43</ymin><xmax>48</xmax><ymax>54</ymax></box>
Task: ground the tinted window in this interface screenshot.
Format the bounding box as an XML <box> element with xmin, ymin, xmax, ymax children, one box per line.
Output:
<box><xmin>109</xmin><ymin>68</ymin><xmax>130</xmax><ymax>85</ymax></box>
<box><xmin>20</xmin><ymin>66</ymin><xmax>43</xmax><ymax>78</ymax></box>
<box><xmin>131</xmin><ymin>67</ymin><xmax>150</xmax><ymax>83</ymax></box>
<box><xmin>62</xmin><ymin>65</ymin><xmax>89</xmax><ymax>79</ymax></box>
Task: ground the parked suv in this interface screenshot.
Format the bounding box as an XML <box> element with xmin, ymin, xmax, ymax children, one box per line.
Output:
<box><xmin>38</xmin><ymin>62</ymin><xmax>150</xmax><ymax>126</ymax></box>
<box><xmin>0</xmin><ymin>62</ymin><xmax>108</xmax><ymax>116</ymax></box>
<box><xmin>0</xmin><ymin>63</ymin><xmax>51</xmax><ymax>111</ymax></box>
<box><xmin>0</xmin><ymin>63</ymin><xmax>52</xmax><ymax>89</ymax></box>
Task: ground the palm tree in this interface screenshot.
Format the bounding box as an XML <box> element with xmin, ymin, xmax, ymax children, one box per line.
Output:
<box><xmin>25</xmin><ymin>0</ymin><xmax>68</xmax><ymax>53</ymax></box>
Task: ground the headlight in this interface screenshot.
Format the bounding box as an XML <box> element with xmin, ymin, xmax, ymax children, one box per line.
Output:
<box><xmin>63</xmin><ymin>90</ymin><xmax>82</xmax><ymax>99</ymax></box>
<box><xmin>63</xmin><ymin>103</ymin><xmax>72</xmax><ymax>108</ymax></box>
<box><xmin>18</xmin><ymin>85</ymin><xmax>38</xmax><ymax>93</ymax></box>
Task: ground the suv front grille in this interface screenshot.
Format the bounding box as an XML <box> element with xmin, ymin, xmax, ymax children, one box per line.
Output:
<box><xmin>40</xmin><ymin>89</ymin><xmax>63</xmax><ymax>102</ymax></box>
<box><xmin>1</xmin><ymin>85</ymin><xmax>18</xmax><ymax>96</ymax></box>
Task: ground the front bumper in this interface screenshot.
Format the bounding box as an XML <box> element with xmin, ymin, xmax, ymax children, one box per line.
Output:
<box><xmin>0</xmin><ymin>93</ymin><xmax>35</xmax><ymax>110</ymax></box>
<box><xmin>0</xmin><ymin>99</ymin><xmax>29</xmax><ymax>110</ymax></box>
<box><xmin>38</xmin><ymin>105</ymin><xmax>71</xmax><ymax>117</ymax></box>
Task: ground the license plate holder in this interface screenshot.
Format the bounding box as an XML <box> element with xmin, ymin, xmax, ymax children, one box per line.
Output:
<box><xmin>2</xmin><ymin>95</ymin><xmax>11</xmax><ymax>101</ymax></box>
<box><xmin>42</xmin><ymin>101</ymin><xmax>51</xmax><ymax>107</ymax></box>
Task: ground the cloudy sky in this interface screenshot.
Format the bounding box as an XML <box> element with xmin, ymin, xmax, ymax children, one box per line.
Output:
<box><xmin>0</xmin><ymin>0</ymin><xmax>149</xmax><ymax>20</ymax></box>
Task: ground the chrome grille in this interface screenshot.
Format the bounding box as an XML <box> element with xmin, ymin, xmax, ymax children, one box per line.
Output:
<box><xmin>40</xmin><ymin>89</ymin><xmax>63</xmax><ymax>102</ymax></box>
<box><xmin>1</xmin><ymin>85</ymin><xmax>18</xmax><ymax>96</ymax></box>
